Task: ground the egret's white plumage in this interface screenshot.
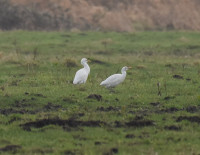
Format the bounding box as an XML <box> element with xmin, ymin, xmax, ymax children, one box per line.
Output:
<box><xmin>73</xmin><ymin>58</ymin><xmax>90</xmax><ymax>84</ymax></box>
<box><xmin>100</xmin><ymin>66</ymin><xmax>130</xmax><ymax>88</ymax></box>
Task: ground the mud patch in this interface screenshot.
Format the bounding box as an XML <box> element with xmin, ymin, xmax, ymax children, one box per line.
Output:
<box><xmin>87</xmin><ymin>94</ymin><xmax>102</xmax><ymax>101</ymax></box>
<box><xmin>8</xmin><ymin>116</ymin><xmax>22</xmax><ymax>124</ymax></box>
<box><xmin>90</xmin><ymin>58</ymin><xmax>108</xmax><ymax>65</ymax></box>
<box><xmin>63</xmin><ymin>97</ymin><xmax>76</xmax><ymax>104</ymax></box>
<box><xmin>150</xmin><ymin>102</ymin><xmax>160</xmax><ymax>106</ymax></box>
<box><xmin>186</xmin><ymin>78</ymin><xmax>191</xmax><ymax>81</ymax></box>
<box><xmin>176</xmin><ymin>116</ymin><xmax>200</xmax><ymax>123</ymax></box>
<box><xmin>20</xmin><ymin>118</ymin><xmax>106</xmax><ymax>131</ymax></box>
<box><xmin>1</xmin><ymin>102</ymin><xmax>64</xmax><ymax>115</ymax></box>
<box><xmin>114</xmin><ymin>121</ymin><xmax>123</xmax><ymax>127</ymax></box>
<box><xmin>95</xmin><ymin>141</ymin><xmax>101</xmax><ymax>145</ymax></box>
<box><xmin>125</xmin><ymin>134</ymin><xmax>135</xmax><ymax>139</ymax></box>
<box><xmin>96</xmin><ymin>106</ymin><xmax>120</xmax><ymax>112</ymax></box>
<box><xmin>125</xmin><ymin>119</ymin><xmax>154</xmax><ymax>127</ymax></box>
<box><xmin>0</xmin><ymin>145</ymin><xmax>21</xmax><ymax>153</ymax></box>
<box><xmin>78</xmin><ymin>113</ymin><xmax>84</xmax><ymax>117</ymax></box>
<box><xmin>68</xmin><ymin>113</ymin><xmax>85</xmax><ymax>120</ymax></box>
<box><xmin>0</xmin><ymin>108</ymin><xmax>37</xmax><ymax>115</ymax></box>
<box><xmin>187</xmin><ymin>45</ymin><xmax>200</xmax><ymax>50</ymax></box>
<box><xmin>164</xmin><ymin>96</ymin><xmax>175</xmax><ymax>100</ymax></box>
<box><xmin>164</xmin><ymin>125</ymin><xmax>181</xmax><ymax>131</ymax></box>
<box><xmin>24</xmin><ymin>92</ymin><xmax>29</xmax><ymax>95</ymax></box>
<box><xmin>173</xmin><ymin>74</ymin><xmax>183</xmax><ymax>79</ymax></box>
<box><xmin>20</xmin><ymin>117</ymin><xmax>155</xmax><ymax>131</ymax></box>
<box><xmin>34</xmin><ymin>93</ymin><xmax>46</xmax><ymax>98</ymax></box>
<box><xmin>115</xmin><ymin>116</ymin><xmax>154</xmax><ymax>128</ymax></box>
<box><xmin>110</xmin><ymin>148</ymin><xmax>118</xmax><ymax>154</ymax></box>
<box><xmin>13</xmin><ymin>99</ymin><xmax>33</xmax><ymax>108</ymax></box>
<box><xmin>157</xmin><ymin>107</ymin><xmax>180</xmax><ymax>114</ymax></box>
<box><xmin>43</xmin><ymin>102</ymin><xmax>62</xmax><ymax>111</ymax></box>
<box><xmin>104</xmin><ymin>148</ymin><xmax>118</xmax><ymax>155</ymax></box>
<box><xmin>94</xmin><ymin>141</ymin><xmax>106</xmax><ymax>145</ymax></box>
<box><xmin>185</xmin><ymin>106</ymin><xmax>199</xmax><ymax>113</ymax></box>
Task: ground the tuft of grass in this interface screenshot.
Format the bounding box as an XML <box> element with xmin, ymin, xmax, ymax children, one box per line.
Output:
<box><xmin>64</xmin><ymin>58</ymin><xmax>78</xmax><ymax>68</ymax></box>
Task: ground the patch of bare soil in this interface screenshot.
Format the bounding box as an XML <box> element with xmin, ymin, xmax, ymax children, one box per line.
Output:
<box><xmin>0</xmin><ymin>108</ymin><xmax>37</xmax><ymax>115</ymax></box>
<box><xmin>149</xmin><ymin>102</ymin><xmax>160</xmax><ymax>106</ymax></box>
<box><xmin>103</xmin><ymin>148</ymin><xmax>118</xmax><ymax>155</ymax></box>
<box><xmin>173</xmin><ymin>74</ymin><xmax>184</xmax><ymax>79</ymax></box>
<box><xmin>115</xmin><ymin>116</ymin><xmax>154</xmax><ymax>128</ymax></box>
<box><xmin>8</xmin><ymin>116</ymin><xmax>22</xmax><ymax>124</ymax></box>
<box><xmin>127</xmin><ymin>105</ymin><xmax>200</xmax><ymax>117</ymax></box>
<box><xmin>125</xmin><ymin>134</ymin><xmax>135</xmax><ymax>139</ymax></box>
<box><xmin>96</xmin><ymin>106</ymin><xmax>120</xmax><ymax>112</ymax></box>
<box><xmin>34</xmin><ymin>93</ymin><xmax>46</xmax><ymax>98</ymax></box>
<box><xmin>0</xmin><ymin>145</ymin><xmax>22</xmax><ymax>153</ymax></box>
<box><xmin>163</xmin><ymin>96</ymin><xmax>175</xmax><ymax>100</ymax></box>
<box><xmin>176</xmin><ymin>116</ymin><xmax>200</xmax><ymax>123</ymax></box>
<box><xmin>90</xmin><ymin>58</ymin><xmax>108</xmax><ymax>65</ymax></box>
<box><xmin>62</xmin><ymin>97</ymin><xmax>76</xmax><ymax>104</ymax></box>
<box><xmin>87</xmin><ymin>94</ymin><xmax>102</xmax><ymax>101</ymax></box>
<box><xmin>20</xmin><ymin>118</ymin><xmax>106</xmax><ymax>131</ymax></box>
<box><xmin>164</xmin><ymin>125</ymin><xmax>181</xmax><ymax>131</ymax></box>
<box><xmin>94</xmin><ymin>141</ymin><xmax>107</xmax><ymax>145</ymax></box>
<box><xmin>185</xmin><ymin>106</ymin><xmax>200</xmax><ymax>113</ymax></box>
<box><xmin>43</xmin><ymin>102</ymin><xmax>62</xmax><ymax>111</ymax></box>
<box><xmin>156</xmin><ymin>107</ymin><xmax>180</xmax><ymax>114</ymax></box>
<box><xmin>0</xmin><ymin>102</ymin><xmax>64</xmax><ymax>115</ymax></box>
<box><xmin>125</xmin><ymin>119</ymin><xmax>154</xmax><ymax>127</ymax></box>
<box><xmin>13</xmin><ymin>99</ymin><xmax>32</xmax><ymax>108</ymax></box>
<box><xmin>20</xmin><ymin>116</ymin><xmax>155</xmax><ymax>131</ymax></box>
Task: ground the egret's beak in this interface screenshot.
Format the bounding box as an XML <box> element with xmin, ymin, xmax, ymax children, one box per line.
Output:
<box><xmin>87</xmin><ymin>60</ymin><xmax>91</xmax><ymax>63</ymax></box>
<box><xmin>128</xmin><ymin>66</ymin><xmax>132</xmax><ymax>69</ymax></box>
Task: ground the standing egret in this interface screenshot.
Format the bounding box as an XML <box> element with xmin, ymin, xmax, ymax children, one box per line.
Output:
<box><xmin>100</xmin><ymin>66</ymin><xmax>131</xmax><ymax>88</ymax></box>
<box><xmin>73</xmin><ymin>58</ymin><xmax>90</xmax><ymax>84</ymax></box>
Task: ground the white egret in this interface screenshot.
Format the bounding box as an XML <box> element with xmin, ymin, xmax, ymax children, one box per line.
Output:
<box><xmin>100</xmin><ymin>66</ymin><xmax>131</xmax><ymax>88</ymax></box>
<box><xmin>73</xmin><ymin>58</ymin><xmax>90</xmax><ymax>84</ymax></box>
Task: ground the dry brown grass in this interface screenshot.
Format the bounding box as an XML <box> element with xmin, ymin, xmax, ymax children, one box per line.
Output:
<box><xmin>0</xmin><ymin>0</ymin><xmax>199</xmax><ymax>31</ymax></box>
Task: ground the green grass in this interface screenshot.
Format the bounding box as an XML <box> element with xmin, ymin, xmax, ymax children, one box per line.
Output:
<box><xmin>0</xmin><ymin>30</ymin><xmax>200</xmax><ymax>154</ymax></box>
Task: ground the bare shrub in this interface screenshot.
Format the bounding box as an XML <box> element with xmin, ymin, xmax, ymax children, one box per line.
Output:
<box><xmin>0</xmin><ymin>0</ymin><xmax>22</xmax><ymax>30</ymax></box>
<box><xmin>1</xmin><ymin>0</ymin><xmax>200</xmax><ymax>31</ymax></box>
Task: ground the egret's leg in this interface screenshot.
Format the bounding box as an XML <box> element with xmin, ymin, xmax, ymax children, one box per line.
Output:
<box><xmin>108</xmin><ymin>87</ymin><xmax>115</xmax><ymax>93</ymax></box>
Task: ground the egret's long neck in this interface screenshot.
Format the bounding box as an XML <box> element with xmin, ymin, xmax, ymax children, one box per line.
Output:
<box><xmin>83</xmin><ymin>62</ymin><xmax>90</xmax><ymax>73</ymax></box>
<box><xmin>121</xmin><ymin>70</ymin><xmax>126</xmax><ymax>77</ymax></box>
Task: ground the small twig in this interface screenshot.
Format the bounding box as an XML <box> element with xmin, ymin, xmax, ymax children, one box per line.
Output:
<box><xmin>164</xmin><ymin>81</ymin><xmax>167</xmax><ymax>96</ymax></box>
<box><xmin>33</xmin><ymin>47</ymin><xmax>38</xmax><ymax>60</ymax></box>
<box><xmin>157</xmin><ymin>82</ymin><xmax>161</xmax><ymax>96</ymax></box>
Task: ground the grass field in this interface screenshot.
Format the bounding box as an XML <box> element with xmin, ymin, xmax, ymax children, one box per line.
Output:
<box><xmin>0</xmin><ymin>31</ymin><xmax>200</xmax><ymax>154</ymax></box>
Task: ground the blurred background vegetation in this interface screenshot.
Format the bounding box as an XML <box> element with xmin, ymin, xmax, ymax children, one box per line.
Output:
<box><xmin>0</xmin><ymin>0</ymin><xmax>200</xmax><ymax>31</ymax></box>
